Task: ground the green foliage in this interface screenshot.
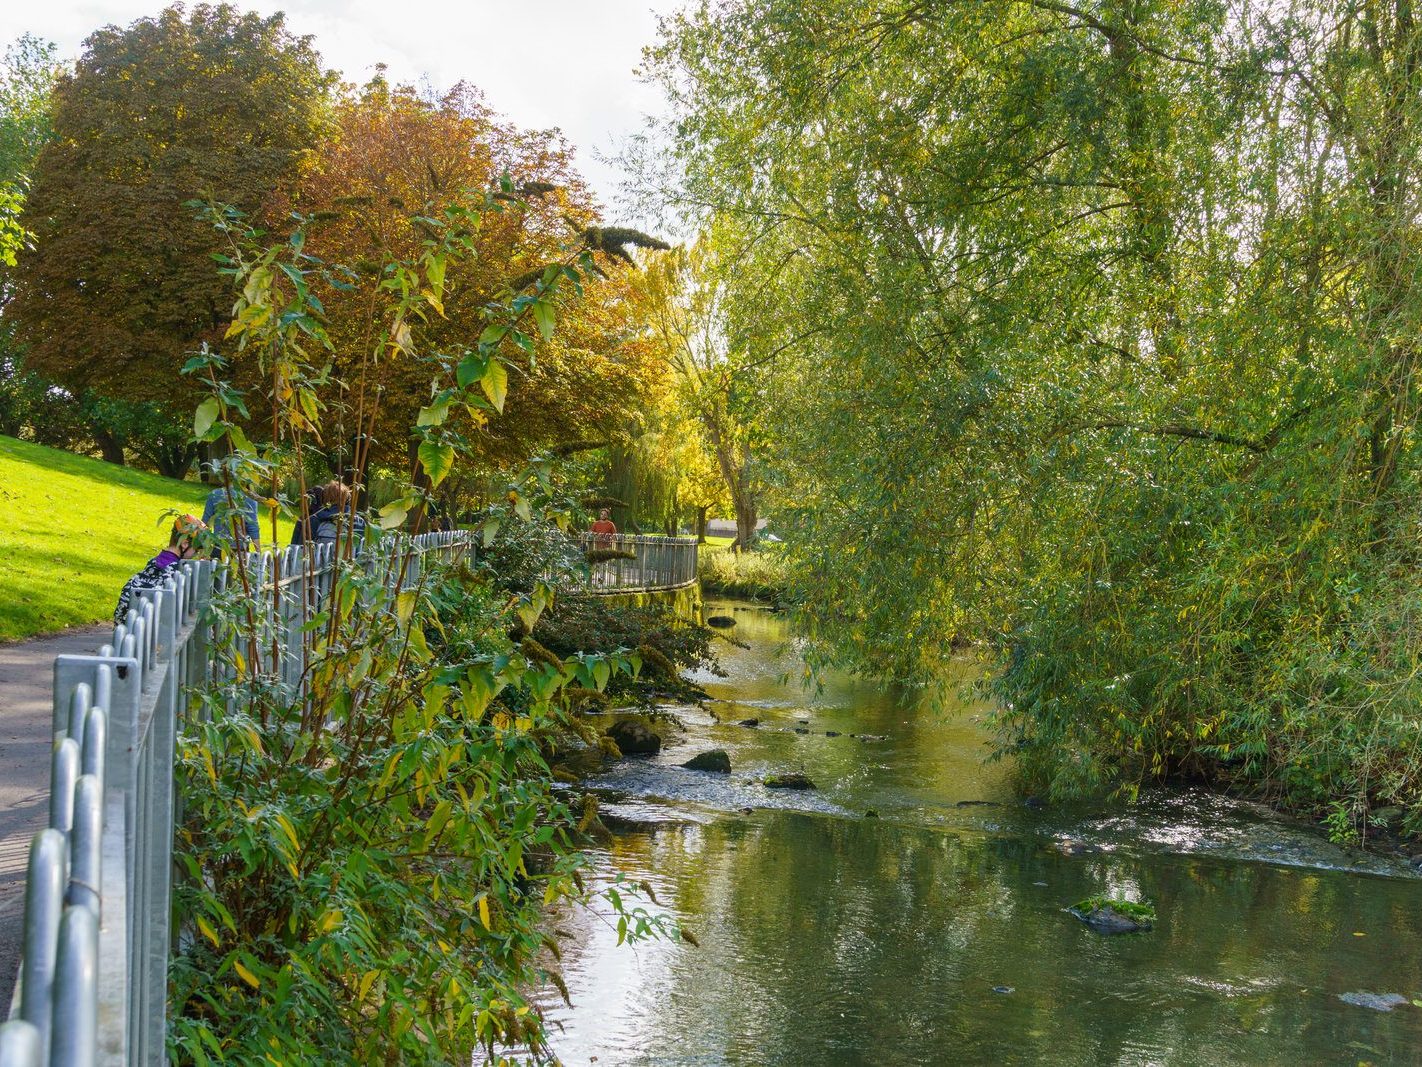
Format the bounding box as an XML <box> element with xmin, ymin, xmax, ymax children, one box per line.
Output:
<box><xmin>0</xmin><ymin>33</ymin><xmax>58</xmax><ymax>270</ymax></box>
<box><xmin>168</xmin><ymin>178</ymin><xmax>673</xmax><ymax>1061</ymax></box>
<box><xmin>648</xmin><ymin>0</ymin><xmax>1422</xmax><ymax>834</ymax></box>
<box><xmin>698</xmin><ymin>545</ymin><xmax>787</xmax><ymax>602</ymax></box>
<box><xmin>533</xmin><ymin>593</ymin><xmax>722</xmax><ymax>706</ymax></box>
<box><xmin>1071</xmin><ymin>898</ymin><xmax>1156</xmax><ymax>924</ymax></box>
<box><xmin>170</xmin><ymin>549</ymin><xmax>669</xmax><ymax>1063</ymax></box>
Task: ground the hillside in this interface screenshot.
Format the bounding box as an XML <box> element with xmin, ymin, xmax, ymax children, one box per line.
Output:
<box><xmin>1</xmin><ymin>436</ymin><xmax>211</xmax><ymax>640</ymax></box>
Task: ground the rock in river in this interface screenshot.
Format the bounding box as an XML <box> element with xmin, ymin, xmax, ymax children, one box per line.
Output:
<box><xmin>707</xmin><ymin>615</ymin><xmax>737</xmax><ymax>628</ymax></box>
<box><xmin>737</xmin><ymin>717</ymin><xmax>760</xmax><ymax>728</ymax></box>
<box><xmin>1338</xmin><ymin>992</ymin><xmax>1410</xmax><ymax>1012</ymax></box>
<box><xmin>606</xmin><ymin>718</ymin><xmax>661</xmax><ymax>756</ymax></box>
<box><xmin>682</xmin><ymin>749</ymin><xmax>732</xmax><ymax>773</ymax></box>
<box><xmin>1068</xmin><ymin>900</ymin><xmax>1155</xmax><ymax>934</ymax></box>
<box><xmin>764</xmin><ymin>772</ymin><xmax>816</xmax><ymax>790</ymax></box>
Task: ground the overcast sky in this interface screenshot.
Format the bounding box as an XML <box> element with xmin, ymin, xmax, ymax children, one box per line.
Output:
<box><xmin>0</xmin><ymin>1</ymin><xmax>682</xmax><ymax>214</ymax></box>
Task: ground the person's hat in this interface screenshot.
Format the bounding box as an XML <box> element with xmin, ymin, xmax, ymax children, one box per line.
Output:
<box><xmin>172</xmin><ymin>514</ymin><xmax>206</xmax><ymax>537</ymax></box>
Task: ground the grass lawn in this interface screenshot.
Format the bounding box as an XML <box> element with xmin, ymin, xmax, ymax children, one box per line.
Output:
<box><xmin>0</xmin><ymin>436</ymin><xmax>294</xmax><ymax>642</ymax></box>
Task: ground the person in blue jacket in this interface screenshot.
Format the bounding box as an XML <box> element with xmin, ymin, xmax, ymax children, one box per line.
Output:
<box><xmin>201</xmin><ymin>483</ymin><xmax>261</xmax><ymax>551</ymax></box>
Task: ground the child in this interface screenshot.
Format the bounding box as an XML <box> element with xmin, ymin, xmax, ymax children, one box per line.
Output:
<box><xmin>113</xmin><ymin>514</ymin><xmax>205</xmax><ymax>624</ymax></box>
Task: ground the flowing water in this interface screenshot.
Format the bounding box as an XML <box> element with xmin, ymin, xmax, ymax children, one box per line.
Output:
<box><xmin>542</xmin><ymin>600</ymin><xmax>1422</xmax><ymax>1065</ymax></box>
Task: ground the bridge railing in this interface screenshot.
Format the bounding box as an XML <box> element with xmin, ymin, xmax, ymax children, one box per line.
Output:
<box><xmin>575</xmin><ymin>533</ymin><xmax>699</xmax><ymax>593</ymax></box>
<box><xmin>0</xmin><ymin>531</ymin><xmax>472</xmax><ymax>1067</ymax></box>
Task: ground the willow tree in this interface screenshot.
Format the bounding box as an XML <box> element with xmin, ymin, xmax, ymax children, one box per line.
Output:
<box><xmin>639</xmin><ymin>241</ymin><xmax>765</xmax><ymax>548</ymax></box>
<box><xmin>648</xmin><ymin>0</ymin><xmax>1422</xmax><ymax>832</ymax></box>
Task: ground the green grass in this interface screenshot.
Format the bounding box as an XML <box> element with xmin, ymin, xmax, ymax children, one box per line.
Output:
<box><xmin>0</xmin><ymin>436</ymin><xmax>267</xmax><ymax>641</ymax></box>
<box><xmin>698</xmin><ymin>543</ymin><xmax>789</xmax><ymax>601</ymax></box>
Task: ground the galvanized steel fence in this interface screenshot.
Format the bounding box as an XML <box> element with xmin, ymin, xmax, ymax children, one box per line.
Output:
<box><xmin>0</xmin><ymin>531</ymin><xmax>472</xmax><ymax>1067</ymax></box>
<box><xmin>576</xmin><ymin>533</ymin><xmax>699</xmax><ymax>592</ymax></box>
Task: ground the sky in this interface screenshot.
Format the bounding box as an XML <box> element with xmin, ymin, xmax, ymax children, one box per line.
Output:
<box><xmin>0</xmin><ymin>0</ymin><xmax>683</xmax><ymax>215</ymax></box>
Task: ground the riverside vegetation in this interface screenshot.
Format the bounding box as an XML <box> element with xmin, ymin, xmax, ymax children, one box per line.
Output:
<box><xmin>164</xmin><ymin>182</ymin><xmax>701</xmax><ymax>1061</ymax></box>
<box><xmin>645</xmin><ymin>0</ymin><xmax>1422</xmax><ymax>845</ymax></box>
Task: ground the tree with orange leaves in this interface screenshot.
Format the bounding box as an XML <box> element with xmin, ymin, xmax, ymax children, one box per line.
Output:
<box><xmin>292</xmin><ymin>77</ymin><xmax>669</xmax><ymax>484</ymax></box>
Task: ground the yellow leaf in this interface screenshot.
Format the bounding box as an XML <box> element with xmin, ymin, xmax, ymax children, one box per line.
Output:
<box><xmin>478</xmin><ymin>896</ymin><xmax>491</xmax><ymax>931</ymax></box>
<box><xmin>234</xmin><ymin>961</ymin><xmax>260</xmax><ymax>989</ymax></box>
<box><xmin>197</xmin><ymin>916</ymin><xmax>220</xmax><ymax>947</ymax></box>
<box><xmin>274</xmin><ymin>813</ymin><xmax>300</xmax><ymax>856</ymax></box>
<box><xmin>396</xmin><ymin>591</ymin><xmax>417</xmax><ymax>625</ymax></box>
<box><xmin>357</xmin><ymin>970</ymin><xmax>379</xmax><ymax>1001</ymax></box>
<box><xmin>317</xmin><ymin>909</ymin><xmax>343</xmax><ymax>933</ymax></box>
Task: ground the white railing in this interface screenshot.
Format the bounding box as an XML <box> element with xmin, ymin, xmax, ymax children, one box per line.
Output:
<box><xmin>0</xmin><ymin>531</ymin><xmax>472</xmax><ymax>1067</ymax></box>
<box><xmin>576</xmin><ymin>533</ymin><xmax>698</xmax><ymax>593</ymax></box>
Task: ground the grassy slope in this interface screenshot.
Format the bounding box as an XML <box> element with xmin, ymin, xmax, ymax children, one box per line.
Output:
<box><xmin>0</xmin><ymin>436</ymin><xmax>211</xmax><ymax>641</ymax></box>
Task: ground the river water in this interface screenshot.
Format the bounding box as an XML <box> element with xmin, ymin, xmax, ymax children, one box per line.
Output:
<box><xmin>543</xmin><ymin>600</ymin><xmax>1422</xmax><ymax>1065</ymax></box>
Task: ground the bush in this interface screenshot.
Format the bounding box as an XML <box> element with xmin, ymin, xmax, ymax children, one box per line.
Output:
<box><xmin>170</xmin><ymin>547</ymin><xmax>672</xmax><ymax>1063</ymax></box>
<box><xmin>697</xmin><ymin>545</ymin><xmax>788</xmax><ymax>601</ymax></box>
<box><xmin>533</xmin><ymin>593</ymin><xmax>722</xmax><ymax>706</ymax></box>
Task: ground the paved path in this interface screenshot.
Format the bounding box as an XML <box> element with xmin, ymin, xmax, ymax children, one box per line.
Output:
<box><xmin>0</xmin><ymin>624</ymin><xmax>108</xmax><ymax>1011</ymax></box>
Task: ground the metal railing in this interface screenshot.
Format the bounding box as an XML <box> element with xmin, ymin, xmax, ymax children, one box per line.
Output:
<box><xmin>575</xmin><ymin>533</ymin><xmax>699</xmax><ymax>593</ymax></box>
<box><xmin>0</xmin><ymin>531</ymin><xmax>472</xmax><ymax>1067</ymax></box>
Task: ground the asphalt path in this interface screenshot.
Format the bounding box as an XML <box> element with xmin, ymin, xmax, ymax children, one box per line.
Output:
<box><xmin>0</xmin><ymin>624</ymin><xmax>108</xmax><ymax>1011</ymax></box>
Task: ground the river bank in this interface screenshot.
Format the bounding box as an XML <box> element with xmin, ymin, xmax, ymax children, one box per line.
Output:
<box><xmin>545</xmin><ymin>599</ymin><xmax>1422</xmax><ymax>1065</ymax></box>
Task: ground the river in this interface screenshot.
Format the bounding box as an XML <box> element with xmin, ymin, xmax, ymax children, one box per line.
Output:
<box><xmin>541</xmin><ymin>599</ymin><xmax>1422</xmax><ymax>1065</ymax></box>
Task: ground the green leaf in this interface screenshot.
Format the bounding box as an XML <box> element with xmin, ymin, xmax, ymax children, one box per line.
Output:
<box><xmin>377</xmin><ymin>497</ymin><xmax>412</xmax><ymax>530</ymax></box>
<box><xmin>193</xmin><ymin>397</ymin><xmax>220</xmax><ymax>440</ymax></box>
<box><xmin>532</xmin><ymin>299</ymin><xmax>556</xmax><ymax>340</ymax></box>
<box><xmin>481</xmin><ymin>359</ymin><xmax>508</xmax><ymax>413</ymax></box>
<box><xmin>417</xmin><ymin>399</ymin><xmax>450</xmax><ymax>427</ymax></box>
<box><xmin>457</xmin><ymin>353</ymin><xmax>488</xmax><ymax>389</ymax></box>
<box><xmin>418</xmin><ymin>440</ymin><xmax>455</xmax><ymax>487</ymax></box>
<box><xmin>479</xmin><ymin>324</ymin><xmax>508</xmax><ymax>346</ymax></box>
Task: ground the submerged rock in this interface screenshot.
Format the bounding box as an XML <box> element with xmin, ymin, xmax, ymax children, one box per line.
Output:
<box><xmin>736</xmin><ymin>718</ymin><xmax>760</xmax><ymax>728</ymax></box>
<box><xmin>1068</xmin><ymin>900</ymin><xmax>1155</xmax><ymax>934</ymax></box>
<box><xmin>825</xmin><ymin>730</ymin><xmax>841</xmax><ymax>737</ymax></box>
<box><xmin>1338</xmin><ymin>992</ymin><xmax>1410</xmax><ymax>1012</ymax></box>
<box><xmin>992</xmin><ymin>986</ymin><xmax>1014</xmax><ymax>995</ymax></box>
<box><xmin>793</xmin><ymin>727</ymin><xmax>810</xmax><ymax>734</ymax></box>
<box><xmin>606</xmin><ymin>718</ymin><xmax>661</xmax><ymax>756</ymax></box>
<box><xmin>764</xmin><ymin>772</ymin><xmax>817</xmax><ymax>790</ymax></box>
<box><xmin>955</xmin><ymin>800</ymin><xmax>1001</xmax><ymax>808</ymax></box>
<box><xmin>682</xmin><ymin>749</ymin><xmax>732</xmax><ymax>773</ymax></box>
<box><xmin>707</xmin><ymin>615</ymin><xmax>737</xmax><ymax>628</ymax></box>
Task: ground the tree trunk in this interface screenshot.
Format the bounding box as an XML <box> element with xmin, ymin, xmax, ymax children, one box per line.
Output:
<box><xmin>695</xmin><ymin>506</ymin><xmax>708</xmax><ymax>543</ymax></box>
<box><xmin>732</xmin><ymin>492</ymin><xmax>758</xmax><ymax>552</ymax></box>
<box><xmin>157</xmin><ymin>444</ymin><xmax>196</xmax><ymax>479</ymax></box>
<box><xmin>92</xmin><ymin>426</ymin><xmax>125</xmax><ymax>465</ymax></box>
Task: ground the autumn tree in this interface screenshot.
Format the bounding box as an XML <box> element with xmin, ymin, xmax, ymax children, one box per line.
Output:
<box><xmin>293</xmin><ymin>78</ymin><xmax>669</xmax><ymax>487</ymax></box>
<box><xmin>10</xmin><ymin>4</ymin><xmax>332</xmax><ymax>409</ymax></box>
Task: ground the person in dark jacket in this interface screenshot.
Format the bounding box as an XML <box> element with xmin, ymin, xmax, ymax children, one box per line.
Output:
<box><xmin>291</xmin><ymin>481</ymin><xmax>366</xmax><ymax>546</ymax></box>
<box><xmin>113</xmin><ymin>514</ymin><xmax>205</xmax><ymax>624</ymax></box>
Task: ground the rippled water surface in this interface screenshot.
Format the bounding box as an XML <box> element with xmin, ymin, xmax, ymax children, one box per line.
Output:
<box><xmin>541</xmin><ymin>601</ymin><xmax>1422</xmax><ymax>1065</ymax></box>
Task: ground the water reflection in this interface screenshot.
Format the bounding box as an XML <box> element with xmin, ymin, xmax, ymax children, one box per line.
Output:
<box><xmin>542</xmin><ymin>601</ymin><xmax>1422</xmax><ymax>1064</ymax></box>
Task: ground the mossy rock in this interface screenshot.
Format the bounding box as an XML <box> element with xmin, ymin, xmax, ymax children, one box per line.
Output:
<box><xmin>764</xmin><ymin>772</ymin><xmax>816</xmax><ymax>790</ymax></box>
<box><xmin>606</xmin><ymin>718</ymin><xmax>660</xmax><ymax>756</ymax></box>
<box><xmin>682</xmin><ymin>749</ymin><xmax>732</xmax><ymax>773</ymax></box>
<box><xmin>1068</xmin><ymin>897</ymin><xmax>1155</xmax><ymax>934</ymax></box>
